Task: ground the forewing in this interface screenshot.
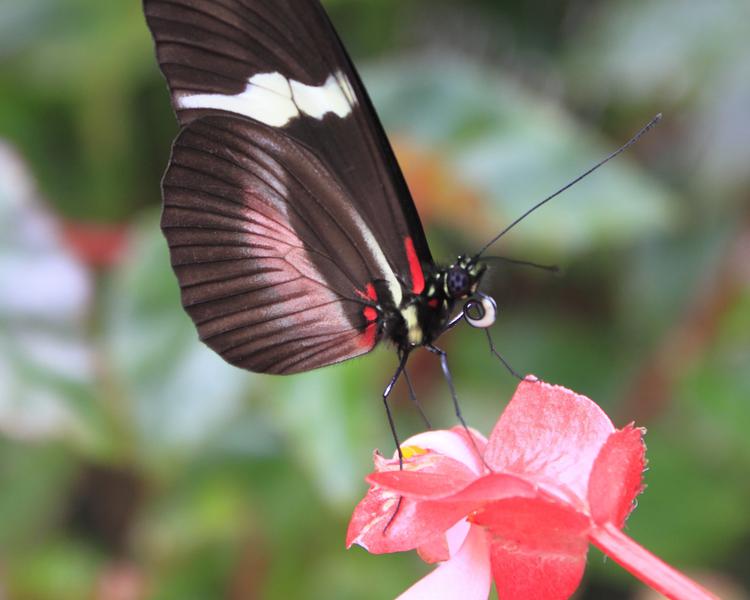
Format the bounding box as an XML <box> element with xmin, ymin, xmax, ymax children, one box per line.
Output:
<box><xmin>163</xmin><ymin>115</ymin><xmax>388</xmax><ymax>374</ymax></box>
<box><xmin>144</xmin><ymin>0</ymin><xmax>433</xmax><ymax>287</ymax></box>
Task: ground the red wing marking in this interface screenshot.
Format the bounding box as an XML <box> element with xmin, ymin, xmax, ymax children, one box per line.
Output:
<box><xmin>356</xmin><ymin>282</ymin><xmax>378</xmax><ymax>302</ymax></box>
<box><xmin>359</xmin><ymin>322</ymin><xmax>378</xmax><ymax>349</ymax></box>
<box><xmin>356</xmin><ymin>283</ymin><xmax>379</xmax><ymax>322</ymax></box>
<box><xmin>428</xmin><ymin>298</ymin><xmax>439</xmax><ymax>309</ymax></box>
<box><xmin>404</xmin><ymin>237</ymin><xmax>425</xmax><ymax>294</ymax></box>
<box><xmin>355</xmin><ymin>282</ymin><xmax>379</xmax><ymax>347</ymax></box>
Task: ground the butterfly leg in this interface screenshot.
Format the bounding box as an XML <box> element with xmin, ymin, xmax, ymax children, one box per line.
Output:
<box><xmin>382</xmin><ymin>349</ymin><xmax>411</xmax><ymax>469</ymax></box>
<box><xmin>443</xmin><ymin>309</ymin><xmax>467</xmax><ymax>333</ymax></box>
<box><xmin>381</xmin><ymin>350</ymin><xmax>414</xmax><ymax>533</ymax></box>
<box><xmin>484</xmin><ymin>329</ymin><xmax>523</xmax><ymax>380</ymax></box>
<box><xmin>426</xmin><ymin>344</ymin><xmax>488</xmax><ymax>469</ymax></box>
<box><xmin>426</xmin><ymin>344</ymin><xmax>469</xmax><ymax>431</ymax></box>
<box><xmin>403</xmin><ymin>366</ymin><xmax>432</xmax><ymax>429</ymax></box>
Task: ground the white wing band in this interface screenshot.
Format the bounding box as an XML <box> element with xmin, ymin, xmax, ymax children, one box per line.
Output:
<box><xmin>177</xmin><ymin>71</ymin><xmax>356</xmax><ymax>127</ymax></box>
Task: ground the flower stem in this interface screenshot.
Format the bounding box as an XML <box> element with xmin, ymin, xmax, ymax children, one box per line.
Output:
<box><xmin>589</xmin><ymin>523</ymin><xmax>718</xmax><ymax>600</ymax></box>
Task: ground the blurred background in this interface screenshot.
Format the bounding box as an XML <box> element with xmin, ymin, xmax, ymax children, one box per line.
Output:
<box><xmin>1</xmin><ymin>0</ymin><xmax>749</xmax><ymax>598</ymax></box>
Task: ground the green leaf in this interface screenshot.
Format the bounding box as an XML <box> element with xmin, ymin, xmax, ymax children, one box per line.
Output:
<box><xmin>102</xmin><ymin>213</ymin><xmax>256</xmax><ymax>461</ymax></box>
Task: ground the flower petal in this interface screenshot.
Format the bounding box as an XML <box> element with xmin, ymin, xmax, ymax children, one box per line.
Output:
<box><xmin>370</xmin><ymin>467</ymin><xmax>536</xmax><ymax>505</ymax></box>
<box><xmin>417</xmin><ymin>520</ymin><xmax>471</xmax><ymax>564</ymax></box>
<box><xmin>402</xmin><ymin>428</ymin><xmax>487</xmax><ymax>474</ymax></box>
<box><xmin>472</xmin><ymin>497</ymin><xmax>589</xmax><ymax>556</ymax></box>
<box><xmin>347</xmin><ymin>489</ymin><xmax>473</xmax><ymax>554</ymax></box>
<box><xmin>367</xmin><ymin>454</ymin><xmax>479</xmax><ymax>498</ymax></box>
<box><xmin>477</xmin><ymin>498</ymin><xmax>589</xmax><ymax>600</ymax></box>
<box><xmin>350</xmin><ymin>470</ymin><xmax>538</xmax><ymax>554</ymax></box>
<box><xmin>417</xmin><ymin>533</ymin><xmax>451</xmax><ymax>564</ymax></box>
<box><xmin>588</xmin><ymin>425</ymin><xmax>646</xmax><ymax>527</ymax></box>
<box><xmin>490</xmin><ymin>542</ymin><xmax>587</xmax><ymax>600</ymax></box>
<box><xmin>348</xmin><ymin>449</ymin><xmax>494</xmax><ymax>553</ymax></box>
<box><xmin>485</xmin><ymin>379</ymin><xmax>614</xmax><ymax>502</ymax></box>
<box><xmin>397</xmin><ymin>526</ymin><xmax>492</xmax><ymax>600</ymax></box>
<box><xmin>441</xmin><ymin>473</ymin><xmax>537</xmax><ymax>504</ymax></box>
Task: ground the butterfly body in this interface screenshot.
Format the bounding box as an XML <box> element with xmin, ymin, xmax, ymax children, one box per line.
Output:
<box><xmin>379</xmin><ymin>256</ymin><xmax>487</xmax><ymax>351</ymax></box>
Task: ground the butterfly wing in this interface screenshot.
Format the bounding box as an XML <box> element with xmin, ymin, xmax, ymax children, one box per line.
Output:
<box><xmin>144</xmin><ymin>0</ymin><xmax>431</xmax><ymax>372</ymax></box>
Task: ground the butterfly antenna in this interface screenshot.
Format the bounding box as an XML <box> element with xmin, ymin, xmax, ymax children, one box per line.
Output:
<box><xmin>483</xmin><ymin>255</ymin><xmax>561</xmax><ymax>274</ymax></box>
<box><xmin>475</xmin><ymin>113</ymin><xmax>662</xmax><ymax>258</ymax></box>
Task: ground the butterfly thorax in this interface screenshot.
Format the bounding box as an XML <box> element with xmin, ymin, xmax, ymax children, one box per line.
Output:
<box><xmin>384</xmin><ymin>256</ymin><xmax>487</xmax><ymax>351</ymax></box>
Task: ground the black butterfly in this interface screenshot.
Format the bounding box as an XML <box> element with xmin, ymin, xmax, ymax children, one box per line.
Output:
<box><xmin>143</xmin><ymin>0</ymin><xmax>659</xmax><ymax>425</ymax></box>
<box><xmin>143</xmin><ymin>0</ymin><xmax>499</xmax><ymax>382</ymax></box>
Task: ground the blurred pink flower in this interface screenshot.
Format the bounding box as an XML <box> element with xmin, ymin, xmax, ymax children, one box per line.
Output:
<box><xmin>60</xmin><ymin>220</ymin><xmax>129</xmax><ymax>269</ymax></box>
<box><xmin>347</xmin><ymin>379</ymin><xmax>717</xmax><ymax>600</ymax></box>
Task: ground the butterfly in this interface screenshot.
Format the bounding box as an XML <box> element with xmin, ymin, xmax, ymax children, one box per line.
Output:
<box><xmin>143</xmin><ymin>0</ymin><xmax>501</xmax><ymax>384</ymax></box>
<box><xmin>142</xmin><ymin>0</ymin><xmax>659</xmax><ymax>421</ymax></box>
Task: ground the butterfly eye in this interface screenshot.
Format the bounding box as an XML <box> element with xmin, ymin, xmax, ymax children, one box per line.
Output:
<box><xmin>464</xmin><ymin>294</ymin><xmax>497</xmax><ymax>329</ymax></box>
<box><xmin>446</xmin><ymin>266</ymin><xmax>471</xmax><ymax>298</ymax></box>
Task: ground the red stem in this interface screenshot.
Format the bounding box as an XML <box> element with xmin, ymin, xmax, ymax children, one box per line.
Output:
<box><xmin>589</xmin><ymin>523</ymin><xmax>718</xmax><ymax>600</ymax></box>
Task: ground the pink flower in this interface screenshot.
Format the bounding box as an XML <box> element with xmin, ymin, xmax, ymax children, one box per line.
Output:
<box><xmin>347</xmin><ymin>379</ymin><xmax>718</xmax><ymax>600</ymax></box>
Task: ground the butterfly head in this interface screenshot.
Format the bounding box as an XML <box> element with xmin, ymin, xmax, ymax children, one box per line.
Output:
<box><xmin>442</xmin><ymin>257</ymin><xmax>497</xmax><ymax>330</ymax></box>
<box><xmin>444</xmin><ymin>256</ymin><xmax>486</xmax><ymax>300</ymax></box>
